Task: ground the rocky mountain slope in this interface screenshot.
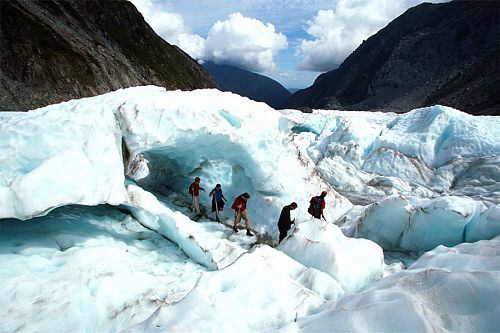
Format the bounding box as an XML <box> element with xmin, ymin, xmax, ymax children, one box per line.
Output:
<box><xmin>282</xmin><ymin>1</ymin><xmax>499</xmax><ymax>115</ymax></box>
<box><xmin>0</xmin><ymin>0</ymin><xmax>217</xmax><ymax>111</ymax></box>
<box><xmin>203</xmin><ymin>62</ymin><xmax>291</xmax><ymax>109</ymax></box>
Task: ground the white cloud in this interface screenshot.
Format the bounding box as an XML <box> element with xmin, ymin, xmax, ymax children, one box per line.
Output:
<box><xmin>203</xmin><ymin>13</ymin><xmax>287</xmax><ymax>72</ymax></box>
<box><xmin>129</xmin><ymin>0</ymin><xmax>184</xmax><ymax>37</ymax></box>
<box><xmin>297</xmin><ymin>0</ymin><xmax>449</xmax><ymax>72</ymax></box>
<box><xmin>130</xmin><ymin>0</ymin><xmax>450</xmax><ymax>80</ymax></box>
<box><xmin>128</xmin><ymin>0</ymin><xmax>206</xmax><ymax>59</ymax></box>
<box><xmin>129</xmin><ymin>1</ymin><xmax>286</xmax><ymax>73</ymax></box>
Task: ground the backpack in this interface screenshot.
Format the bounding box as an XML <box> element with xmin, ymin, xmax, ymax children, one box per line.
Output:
<box><xmin>188</xmin><ymin>183</ymin><xmax>194</xmax><ymax>195</ymax></box>
<box><xmin>308</xmin><ymin>196</ymin><xmax>323</xmax><ymax>218</ymax></box>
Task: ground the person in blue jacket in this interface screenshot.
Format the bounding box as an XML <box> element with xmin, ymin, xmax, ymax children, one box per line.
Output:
<box><xmin>209</xmin><ymin>184</ymin><xmax>227</xmax><ymax>223</ymax></box>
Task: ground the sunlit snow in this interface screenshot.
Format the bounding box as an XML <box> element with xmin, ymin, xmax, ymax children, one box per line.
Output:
<box><xmin>0</xmin><ymin>86</ymin><xmax>499</xmax><ymax>332</ymax></box>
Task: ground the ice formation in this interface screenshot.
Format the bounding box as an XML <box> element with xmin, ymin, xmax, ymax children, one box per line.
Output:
<box><xmin>0</xmin><ymin>86</ymin><xmax>351</xmax><ymax>227</ymax></box>
<box><xmin>278</xmin><ymin>219</ymin><xmax>384</xmax><ymax>294</ymax></box>
<box><xmin>1</xmin><ymin>86</ymin><xmax>499</xmax><ymax>332</ymax></box>
<box><xmin>286</xmin><ymin>236</ymin><xmax>500</xmax><ymax>332</ymax></box>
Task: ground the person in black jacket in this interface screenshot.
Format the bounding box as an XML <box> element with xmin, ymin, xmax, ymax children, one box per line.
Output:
<box><xmin>277</xmin><ymin>202</ymin><xmax>298</xmax><ymax>244</ymax></box>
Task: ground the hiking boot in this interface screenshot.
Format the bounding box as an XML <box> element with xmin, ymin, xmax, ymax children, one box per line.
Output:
<box><xmin>246</xmin><ymin>229</ymin><xmax>254</xmax><ymax>237</ymax></box>
<box><xmin>233</xmin><ymin>226</ymin><xmax>238</xmax><ymax>233</ymax></box>
<box><xmin>216</xmin><ymin>217</ymin><xmax>222</xmax><ymax>223</ymax></box>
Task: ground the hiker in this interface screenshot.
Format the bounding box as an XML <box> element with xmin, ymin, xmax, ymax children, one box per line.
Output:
<box><xmin>209</xmin><ymin>184</ymin><xmax>227</xmax><ymax>223</ymax></box>
<box><xmin>277</xmin><ymin>202</ymin><xmax>298</xmax><ymax>244</ymax></box>
<box><xmin>308</xmin><ymin>191</ymin><xmax>327</xmax><ymax>220</ymax></box>
<box><xmin>231</xmin><ymin>192</ymin><xmax>254</xmax><ymax>236</ymax></box>
<box><xmin>189</xmin><ymin>177</ymin><xmax>205</xmax><ymax>215</ymax></box>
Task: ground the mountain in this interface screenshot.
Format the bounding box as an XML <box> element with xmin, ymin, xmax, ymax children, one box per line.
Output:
<box><xmin>0</xmin><ymin>0</ymin><xmax>217</xmax><ymax>111</ymax></box>
<box><xmin>282</xmin><ymin>1</ymin><xmax>499</xmax><ymax>115</ymax></box>
<box><xmin>203</xmin><ymin>62</ymin><xmax>291</xmax><ymax>109</ymax></box>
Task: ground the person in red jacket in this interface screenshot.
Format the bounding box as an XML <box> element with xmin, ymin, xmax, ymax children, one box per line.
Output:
<box><xmin>189</xmin><ymin>177</ymin><xmax>205</xmax><ymax>215</ymax></box>
<box><xmin>308</xmin><ymin>191</ymin><xmax>327</xmax><ymax>220</ymax></box>
<box><xmin>231</xmin><ymin>192</ymin><xmax>254</xmax><ymax>236</ymax></box>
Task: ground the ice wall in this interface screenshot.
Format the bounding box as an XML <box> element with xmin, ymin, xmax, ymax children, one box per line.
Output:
<box><xmin>0</xmin><ymin>104</ymin><xmax>127</xmax><ymax>220</ymax></box>
<box><xmin>116</xmin><ymin>87</ymin><xmax>352</xmax><ymax>229</ymax></box>
<box><xmin>352</xmin><ymin>195</ymin><xmax>500</xmax><ymax>251</ymax></box>
<box><xmin>0</xmin><ymin>86</ymin><xmax>351</xmax><ymax>229</ymax></box>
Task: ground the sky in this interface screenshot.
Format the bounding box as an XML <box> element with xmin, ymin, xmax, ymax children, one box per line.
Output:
<box><xmin>129</xmin><ymin>0</ymin><xmax>449</xmax><ymax>89</ymax></box>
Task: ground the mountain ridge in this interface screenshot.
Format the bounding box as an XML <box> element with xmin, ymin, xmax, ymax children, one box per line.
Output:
<box><xmin>0</xmin><ymin>0</ymin><xmax>217</xmax><ymax>111</ymax></box>
<box><xmin>203</xmin><ymin>62</ymin><xmax>291</xmax><ymax>109</ymax></box>
<box><xmin>282</xmin><ymin>1</ymin><xmax>499</xmax><ymax>115</ymax></box>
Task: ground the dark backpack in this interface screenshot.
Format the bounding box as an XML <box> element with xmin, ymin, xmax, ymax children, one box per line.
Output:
<box><xmin>188</xmin><ymin>183</ymin><xmax>194</xmax><ymax>195</ymax></box>
<box><xmin>308</xmin><ymin>196</ymin><xmax>323</xmax><ymax>218</ymax></box>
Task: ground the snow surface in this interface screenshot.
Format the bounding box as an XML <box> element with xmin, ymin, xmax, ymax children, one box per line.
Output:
<box><xmin>1</xmin><ymin>86</ymin><xmax>499</xmax><ymax>332</ymax></box>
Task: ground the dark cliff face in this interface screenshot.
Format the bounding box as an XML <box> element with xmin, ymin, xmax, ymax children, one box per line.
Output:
<box><xmin>203</xmin><ymin>62</ymin><xmax>291</xmax><ymax>109</ymax></box>
<box><xmin>0</xmin><ymin>0</ymin><xmax>218</xmax><ymax>111</ymax></box>
<box><xmin>282</xmin><ymin>1</ymin><xmax>499</xmax><ymax>115</ymax></box>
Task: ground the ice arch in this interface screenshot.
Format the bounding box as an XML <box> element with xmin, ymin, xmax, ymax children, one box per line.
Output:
<box><xmin>116</xmin><ymin>87</ymin><xmax>352</xmax><ymax>230</ymax></box>
<box><xmin>0</xmin><ymin>86</ymin><xmax>352</xmax><ymax>230</ymax></box>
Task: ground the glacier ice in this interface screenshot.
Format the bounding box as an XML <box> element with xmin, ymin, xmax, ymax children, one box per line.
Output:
<box><xmin>0</xmin><ymin>105</ymin><xmax>127</xmax><ymax>219</ymax></box>
<box><xmin>1</xmin><ymin>86</ymin><xmax>500</xmax><ymax>332</ymax></box>
<box><xmin>125</xmin><ymin>184</ymin><xmax>247</xmax><ymax>270</ymax></box>
<box><xmin>351</xmin><ymin>195</ymin><xmax>499</xmax><ymax>252</ymax></box>
<box><xmin>0</xmin><ymin>205</ymin><xmax>205</xmax><ymax>332</ymax></box>
<box><xmin>284</xmin><ymin>105</ymin><xmax>500</xmax><ymax>205</ymax></box>
<box><xmin>125</xmin><ymin>245</ymin><xmax>344</xmax><ymax>332</ymax></box>
<box><xmin>0</xmin><ymin>86</ymin><xmax>352</xmax><ymax>229</ymax></box>
<box><xmin>278</xmin><ymin>219</ymin><xmax>384</xmax><ymax>294</ymax></box>
<box><xmin>286</xmin><ymin>236</ymin><xmax>500</xmax><ymax>333</ymax></box>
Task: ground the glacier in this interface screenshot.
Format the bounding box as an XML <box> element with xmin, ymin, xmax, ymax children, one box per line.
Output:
<box><xmin>0</xmin><ymin>86</ymin><xmax>499</xmax><ymax>332</ymax></box>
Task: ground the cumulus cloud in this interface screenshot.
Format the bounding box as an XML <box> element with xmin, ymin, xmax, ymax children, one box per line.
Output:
<box><xmin>204</xmin><ymin>13</ymin><xmax>287</xmax><ymax>72</ymax></box>
<box><xmin>298</xmin><ymin>0</ymin><xmax>449</xmax><ymax>72</ymax></box>
<box><xmin>129</xmin><ymin>0</ymin><xmax>206</xmax><ymax>59</ymax></box>
<box><xmin>129</xmin><ymin>1</ymin><xmax>286</xmax><ymax>73</ymax></box>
